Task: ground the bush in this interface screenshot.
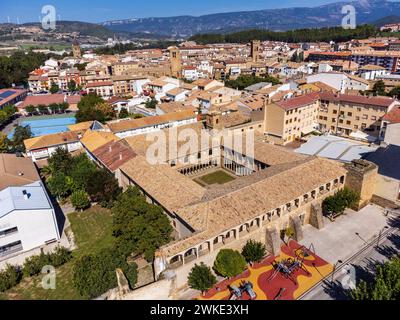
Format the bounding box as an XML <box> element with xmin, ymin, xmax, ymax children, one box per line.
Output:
<box><xmin>71</xmin><ymin>190</ymin><xmax>91</xmax><ymax>211</ymax></box>
<box><xmin>23</xmin><ymin>253</ymin><xmax>51</xmax><ymax>277</ymax></box>
<box><xmin>23</xmin><ymin>248</ymin><xmax>72</xmax><ymax>277</ymax></box>
<box><xmin>122</xmin><ymin>263</ymin><xmax>138</xmax><ymax>289</ymax></box>
<box><xmin>188</xmin><ymin>263</ymin><xmax>217</xmax><ymax>293</ymax></box>
<box><xmin>47</xmin><ymin>172</ymin><xmax>71</xmax><ymax>199</ymax></box>
<box><xmin>0</xmin><ymin>264</ymin><xmax>22</xmax><ymax>292</ymax></box>
<box><xmin>242</xmin><ymin>240</ymin><xmax>266</xmax><ymax>264</ymax></box>
<box><xmin>49</xmin><ymin>247</ymin><xmax>73</xmax><ymax>267</ymax></box>
<box><xmin>323</xmin><ymin>187</ymin><xmax>361</xmax><ymax>215</ymax></box>
<box><xmin>214</xmin><ymin>249</ymin><xmax>247</xmax><ymax>278</ymax></box>
<box><xmin>72</xmin><ymin>247</ymin><xmax>131</xmax><ymax>299</ymax></box>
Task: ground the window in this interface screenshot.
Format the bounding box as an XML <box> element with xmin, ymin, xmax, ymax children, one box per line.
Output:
<box><xmin>348</xmin><ymin>112</ymin><xmax>353</xmax><ymax>117</ymax></box>
<box><xmin>333</xmin><ymin>110</ymin><xmax>338</xmax><ymax>114</ymax></box>
<box><xmin>0</xmin><ymin>227</ymin><xmax>18</xmax><ymax>238</ymax></box>
<box><xmin>371</xmin><ymin>116</ymin><xmax>377</xmax><ymax>121</ymax></box>
<box><xmin>0</xmin><ymin>241</ymin><xmax>22</xmax><ymax>257</ymax></box>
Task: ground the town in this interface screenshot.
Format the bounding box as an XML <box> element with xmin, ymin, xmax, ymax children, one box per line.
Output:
<box><xmin>0</xmin><ymin>1</ymin><xmax>399</xmax><ymax>303</ymax></box>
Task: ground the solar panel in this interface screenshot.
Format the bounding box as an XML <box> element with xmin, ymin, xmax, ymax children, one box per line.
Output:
<box><xmin>0</xmin><ymin>90</ymin><xmax>16</xmax><ymax>100</ymax></box>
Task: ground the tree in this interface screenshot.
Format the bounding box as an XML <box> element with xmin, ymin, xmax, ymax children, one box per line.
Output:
<box><xmin>351</xmin><ymin>257</ymin><xmax>400</xmax><ymax>300</ymax></box>
<box><xmin>25</xmin><ymin>105</ymin><xmax>36</xmax><ymax>115</ymax></box>
<box><xmin>0</xmin><ymin>264</ymin><xmax>22</xmax><ymax>292</ymax></box>
<box><xmin>71</xmin><ymin>190</ymin><xmax>91</xmax><ymax>211</ymax></box>
<box><xmin>242</xmin><ymin>240</ymin><xmax>266</xmax><ymax>264</ymax></box>
<box><xmin>47</xmin><ymin>147</ymin><xmax>72</xmax><ymax>175</ymax></box>
<box><xmin>213</xmin><ymin>249</ymin><xmax>247</xmax><ymax>278</ymax></box>
<box><xmin>119</xmin><ymin>107</ymin><xmax>129</xmax><ymax>119</ymax></box>
<box><xmin>112</xmin><ymin>186</ymin><xmax>173</xmax><ymax>261</ymax></box>
<box><xmin>86</xmin><ymin>169</ymin><xmax>121</xmax><ymax>207</ymax></box>
<box><xmin>75</xmin><ymin>94</ymin><xmax>113</xmax><ymax>123</ymax></box>
<box><xmin>188</xmin><ymin>263</ymin><xmax>217</xmax><ymax>294</ymax></box>
<box><xmin>47</xmin><ymin>172</ymin><xmax>71</xmax><ymax>199</ymax></box>
<box><xmin>12</xmin><ymin>125</ymin><xmax>32</xmax><ymax>152</ymax></box>
<box><xmin>0</xmin><ymin>133</ymin><xmax>10</xmax><ymax>153</ymax></box>
<box><xmin>388</xmin><ymin>86</ymin><xmax>400</xmax><ymax>98</ymax></box>
<box><xmin>225</xmin><ymin>75</ymin><xmax>280</xmax><ymax>90</ymax></box>
<box><xmin>323</xmin><ymin>187</ymin><xmax>361</xmax><ymax>216</ymax></box>
<box><xmin>145</xmin><ymin>98</ymin><xmax>158</xmax><ymax>109</ymax></box>
<box><xmin>372</xmin><ymin>80</ymin><xmax>386</xmax><ymax>96</ymax></box>
<box><xmin>68</xmin><ymin>153</ymin><xmax>97</xmax><ymax>190</ymax></box>
<box><xmin>38</xmin><ymin>104</ymin><xmax>49</xmax><ymax>115</ymax></box>
<box><xmin>50</xmin><ymin>82</ymin><xmax>60</xmax><ymax>94</ymax></box>
<box><xmin>68</xmin><ymin>80</ymin><xmax>77</xmax><ymax>92</ymax></box>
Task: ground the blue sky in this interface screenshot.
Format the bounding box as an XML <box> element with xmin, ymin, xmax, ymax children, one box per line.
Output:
<box><xmin>0</xmin><ymin>0</ymin><xmax>342</xmax><ymax>23</ymax></box>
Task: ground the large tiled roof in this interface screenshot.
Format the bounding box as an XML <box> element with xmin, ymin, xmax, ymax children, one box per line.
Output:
<box><xmin>275</xmin><ymin>93</ymin><xmax>320</xmax><ymax>111</ymax></box>
<box><xmin>107</xmin><ymin>110</ymin><xmax>197</xmax><ymax>133</ymax></box>
<box><xmin>80</xmin><ymin>130</ymin><xmax>119</xmax><ymax>153</ymax></box>
<box><xmin>319</xmin><ymin>92</ymin><xmax>397</xmax><ymax>108</ymax></box>
<box><xmin>24</xmin><ymin>131</ymin><xmax>80</xmax><ymax>151</ymax></box>
<box><xmin>92</xmin><ymin>140</ymin><xmax>137</xmax><ymax>172</ymax></box>
<box><xmin>22</xmin><ymin>94</ymin><xmax>65</xmax><ymax>108</ymax></box>
<box><xmin>383</xmin><ymin>107</ymin><xmax>400</xmax><ymax>123</ymax></box>
<box><xmin>0</xmin><ymin>154</ymin><xmax>40</xmax><ymax>191</ymax></box>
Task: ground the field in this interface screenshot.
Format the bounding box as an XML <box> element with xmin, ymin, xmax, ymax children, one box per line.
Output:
<box><xmin>0</xmin><ymin>206</ymin><xmax>114</xmax><ymax>300</ymax></box>
<box><xmin>196</xmin><ymin>170</ymin><xmax>236</xmax><ymax>186</ymax></box>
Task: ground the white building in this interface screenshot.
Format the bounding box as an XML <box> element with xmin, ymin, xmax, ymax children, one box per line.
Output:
<box><xmin>0</xmin><ymin>183</ymin><xmax>60</xmax><ymax>261</ymax></box>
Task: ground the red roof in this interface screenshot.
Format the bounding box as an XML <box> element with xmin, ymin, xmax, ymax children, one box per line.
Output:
<box><xmin>92</xmin><ymin>141</ymin><xmax>136</xmax><ymax>172</ymax></box>
<box><xmin>66</xmin><ymin>95</ymin><xmax>82</xmax><ymax>104</ymax></box>
<box><xmin>275</xmin><ymin>93</ymin><xmax>320</xmax><ymax>111</ymax></box>
<box><xmin>319</xmin><ymin>92</ymin><xmax>396</xmax><ymax>108</ymax></box>
<box><xmin>22</xmin><ymin>94</ymin><xmax>65</xmax><ymax>108</ymax></box>
<box><xmin>383</xmin><ymin>107</ymin><xmax>400</xmax><ymax>124</ymax></box>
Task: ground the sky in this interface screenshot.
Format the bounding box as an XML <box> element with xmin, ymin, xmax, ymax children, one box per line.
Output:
<box><xmin>0</xmin><ymin>0</ymin><xmax>347</xmax><ymax>23</ymax></box>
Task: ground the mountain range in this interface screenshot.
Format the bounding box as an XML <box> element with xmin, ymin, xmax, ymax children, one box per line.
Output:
<box><xmin>100</xmin><ymin>0</ymin><xmax>400</xmax><ymax>37</ymax></box>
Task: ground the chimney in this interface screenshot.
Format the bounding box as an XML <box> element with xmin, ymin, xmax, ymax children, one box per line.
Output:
<box><xmin>119</xmin><ymin>153</ymin><xmax>123</xmax><ymax>161</ymax></box>
<box><xmin>22</xmin><ymin>190</ymin><xmax>30</xmax><ymax>200</ymax></box>
<box><xmin>109</xmin><ymin>145</ymin><xmax>112</xmax><ymax>153</ymax></box>
<box><xmin>18</xmin><ymin>172</ymin><xmax>24</xmax><ymax>176</ymax></box>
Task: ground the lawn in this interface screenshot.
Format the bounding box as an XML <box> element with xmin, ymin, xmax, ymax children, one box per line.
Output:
<box><xmin>0</xmin><ymin>206</ymin><xmax>114</xmax><ymax>300</ymax></box>
<box><xmin>197</xmin><ymin>170</ymin><xmax>236</xmax><ymax>186</ymax></box>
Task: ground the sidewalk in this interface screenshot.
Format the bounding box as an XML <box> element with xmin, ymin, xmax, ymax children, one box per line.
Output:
<box><xmin>300</xmin><ymin>204</ymin><xmax>389</xmax><ymax>264</ymax></box>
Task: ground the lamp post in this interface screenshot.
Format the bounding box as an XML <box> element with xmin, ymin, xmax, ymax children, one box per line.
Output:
<box><xmin>331</xmin><ymin>260</ymin><xmax>343</xmax><ymax>283</ymax></box>
<box><xmin>376</xmin><ymin>226</ymin><xmax>389</xmax><ymax>249</ymax></box>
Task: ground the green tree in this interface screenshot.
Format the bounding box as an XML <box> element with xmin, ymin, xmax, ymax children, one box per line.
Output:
<box><xmin>38</xmin><ymin>104</ymin><xmax>49</xmax><ymax>115</ymax></box>
<box><xmin>86</xmin><ymin>169</ymin><xmax>121</xmax><ymax>207</ymax></box>
<box><xmin>188</xmin><ymin>263</ymin><xmax>217</xmax><ymax>294</ymax></box>
<box><xmin>25</xmin><ymin>105</ymin><xmax>36</xmax><ymax>115</ymax></box>
<box><xmin>322</xmin><ymin>187</ymin><xmax>361</xmax><ymax>215</ymax></box>
<box><xmin>214</xmin><ymin>249</ymin><xmax>247</xmax><ymax>278</ymax></box>
<box><xmin>372</xmin><ymin>80</ymin><xmax>386</xmax><ymax>96</ymax></box>
<box><xmin>12</xmin><ymin>125</ymin><xmax>32</xmax><ymax>153</ymax></box>
<box><xmin>68</xmin><ymin>153</ymin><xmax>97</xmax><ymax>190</ymax></box>
<box><xmin>47</xmin><ymin>172</ymin><xmax>71</xmax><ymax>199</ymax></box>
<box><xmin>75</xmin><ymin>94</ymin><xmax>113</xmax><ymax>123</ymax></box>
<box><xmin>0</xmin><ymin>264</ymin><xmax>22</xmax><ymax>292</ymax></box>
<box><xmin>145</xmin><ymin>98</ymin><xmax>158</xmax><ymax>109</ymax></box>
<box><xmin>242</xmin><ymin>240</ymin><xmax>266</xmax><ymax>264</ymax></box>
<box><xmin>68</xmin><ymin>80</ymin><xmax>77</xmax><ymax>92</ymax></box>
<box><xmin>112</xmin><ymin>186</ymin><xmax>173</xmax><ymax>261</ymax></box>
<box><xmin>47</xmin><ymin>147</ymin><xmax>73</xmax><ymax>175</ymax></box>
<box><xmin>50</xmin><ymin>82</ymin><xmax>60</xmax><ymax>94</ymax></box>
<box><xmin>388</xmin><ymin>86</ymin><xmax>400</xmax><ymax>98</ymax></box>
<box><xmin>225</xmin><ymin>75</ymin><xmax>280</xmax><ymax>90</ymax></box>
<box><xmin>71</xmin><ymin>190</ymin><xmax>91</xmax><ymax>211</ymax></box>
<box><xmin>0</xmin><ymin>133</ymin><xmax>10</xmax><ymax>153</ymax></box>
<box><xmin>352</xmin><ymin>257</ymin><xmax>400</xmax><ymax>300</ymax></box>
<box><xmin>119</xmin><ymin>107</ymin><xmax>130</xmax><ymax>119</ymax></box>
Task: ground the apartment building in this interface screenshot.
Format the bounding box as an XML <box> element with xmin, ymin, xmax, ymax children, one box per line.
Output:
<box><xmin>317</xmin><ymin>93</ymin><xmax>400</xmax><ymax>139</ymax></box>
<box><xmin>264</xmin><ymin>93</ymin><xmax>320</xmax><ymax>145</ymax></box>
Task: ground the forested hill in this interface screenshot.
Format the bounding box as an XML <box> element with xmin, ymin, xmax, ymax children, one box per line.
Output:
<box><xmin>189</xmin><ymin>25</ymin><xmax>378</xmax><ymax>44</ymax></box>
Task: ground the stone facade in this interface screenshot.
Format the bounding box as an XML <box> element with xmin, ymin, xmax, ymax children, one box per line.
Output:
<box><xmin>345</xmin><ymin>160</ymin><xmax>379</xmax><ymax>210</ymax></box>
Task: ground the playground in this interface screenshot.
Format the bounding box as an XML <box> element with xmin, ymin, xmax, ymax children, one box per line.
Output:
<box><xmin>197</xmin><ymin>240</ymin><xmax>333</xmax><ymax>301</ymax></box>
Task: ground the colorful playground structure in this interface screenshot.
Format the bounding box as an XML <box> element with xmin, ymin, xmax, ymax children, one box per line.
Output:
<box><xmin>198</xmin><ymin>241</ymin><xmax>333</xmax><ymax>301</ymax></box>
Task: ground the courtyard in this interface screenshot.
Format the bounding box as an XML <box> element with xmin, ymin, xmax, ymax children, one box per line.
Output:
<box><xmin>197</xmin><ymin>240</ymin><xmax>333</xmax><ymax>301</ymax></box>
<box><xmin>194</xmin><ymin>169</ymin><xmax>236</xmax><ymax>186</ymax></box>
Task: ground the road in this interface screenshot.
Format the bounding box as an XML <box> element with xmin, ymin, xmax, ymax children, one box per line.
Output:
<box><xmin>300</xmin><ymin>214</ymin><xmax>400</xmax><ymax>300</ymax></box>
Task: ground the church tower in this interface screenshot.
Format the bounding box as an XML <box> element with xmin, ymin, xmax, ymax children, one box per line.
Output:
<box><xmin>72</xmin><ymin>39</ymin><xmax>82</xmax><ymax>59</ymax></box>
<box><xmin>168</xmin><ymin>46</ymin><xmax>182</xmax><ymax>78</ymax></box>
<box><xmin>251</xmin><ymin>40</ymin><xmax>261</xmax><ymax>63</ymax></box>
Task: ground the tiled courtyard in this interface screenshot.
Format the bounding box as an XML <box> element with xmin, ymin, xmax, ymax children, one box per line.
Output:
<box><xmin>198</xmin><ymin>240</ymin><xmax>333</xmax><ymax>300</ymax></box>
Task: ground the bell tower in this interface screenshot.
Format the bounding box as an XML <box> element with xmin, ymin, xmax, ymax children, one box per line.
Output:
<box><xmin>251</xmin><ymin>40</ymin><xmax>261</xmax><ymax>63</ymax></box>
<box><xmin>72</xmin><ymin>39</ymin><xmax>82</xmax><ymax>59</ymax></box>
<box><xmin>168</xmin><ymin>46</ymin><xmax>182</xmax><ymax>78</ymax></box>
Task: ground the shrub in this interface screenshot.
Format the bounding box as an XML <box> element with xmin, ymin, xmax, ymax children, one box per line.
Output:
<box><xmin>23</xmin><ymin>253</ymin><xmax>51</xmax><ymax>277</ymax></box>
<box><xmin>122</xmin><ymin>263</ymin><xmax>138</xmax><ymax>289</ymax></box>
<box><xmin>49</xmin><ymin>247</ymin><xmax>73</xmax><ymax>267</ymax></box>
<box><xmin>71</xmin><ymin>190</ymin><xmax>91</xmax><ymax>211</ymax></box>
<box><xmin>188</xmin><ymin>263</ymin><xmax>217</xmax><ymax>294</ymax></box>
<box><xmin>214</xmin><ymin>249</ymin><xmax>247</xmax><ymax>278</ymax></box>
<box><xmin>0</xmin><ymin>264</ymin><xmax>22</xmax><ymax>292</ymax></box>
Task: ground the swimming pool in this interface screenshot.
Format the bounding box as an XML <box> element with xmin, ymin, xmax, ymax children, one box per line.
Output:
<box><xmin>8</xmin><ymin>114</ymin><xmax>76</xmax><ymax>138</ymax></box>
